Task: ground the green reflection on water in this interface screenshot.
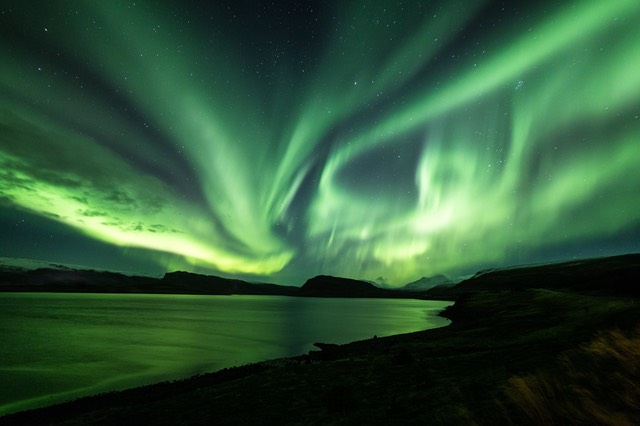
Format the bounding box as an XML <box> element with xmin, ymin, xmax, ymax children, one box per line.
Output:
<box><xmin>0</xmin><ymin>293</ymin><xmax>451</xmax><ymax>414</ymax></box>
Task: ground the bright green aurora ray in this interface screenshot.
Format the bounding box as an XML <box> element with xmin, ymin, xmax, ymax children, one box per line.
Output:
<box><xmin>1</xmin><ymin>0</ymin><xmax>639</xmax><ymax>284</ymax></box>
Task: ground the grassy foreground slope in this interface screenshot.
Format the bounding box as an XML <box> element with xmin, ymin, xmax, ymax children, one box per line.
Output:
<box><xmin>2</xmin><ymin>254</ymin><xmax>640</xmax><ymax>425</ymax></box>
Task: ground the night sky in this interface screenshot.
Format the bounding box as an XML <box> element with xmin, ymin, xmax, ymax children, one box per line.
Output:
<box><xmin>1</xmin><ymin>0</ymin><xmax>639</xmax><ymax>286</ymax></box>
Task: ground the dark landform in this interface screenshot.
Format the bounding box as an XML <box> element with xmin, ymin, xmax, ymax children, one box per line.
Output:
<box><xmin>0</xmin><ymin>267</ymin><xmax>298</xmax><ymax>296</ymax></box>
<box><xmin>0</xmin><ymin>266</ymin><xmax>429</xmax><ymax>298</ymax></box>
<box><xmin>298</xmin><ymin>275</ymin><xmax>419</xmax><ymax>298</ymax></box>
<box><xmin>2</xmin><ymin>253</ymin><xmax>640</xmax><ymax>424</ymax></box>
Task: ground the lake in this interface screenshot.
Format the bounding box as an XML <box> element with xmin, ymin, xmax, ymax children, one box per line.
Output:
<box><xmin>0</xmin><ymin>292</ymin><xmax>452</xmax><ymax>415</ymax></box>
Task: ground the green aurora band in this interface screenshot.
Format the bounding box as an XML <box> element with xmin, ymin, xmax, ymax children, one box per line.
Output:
<box><xmin>1</xmin><ymin>0</ymin><xmax>639</xmax><ymax>284</ymax></box>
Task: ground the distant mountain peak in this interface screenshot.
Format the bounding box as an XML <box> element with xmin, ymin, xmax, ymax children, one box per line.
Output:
<box><xmin>400</xmin><ymin>274</ymin><xmax>453</xmax><ymax>291</ymax></box>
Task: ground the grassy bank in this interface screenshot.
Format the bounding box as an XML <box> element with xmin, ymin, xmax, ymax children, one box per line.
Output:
<box><xmin>2</xmin><ymin>255</ymin><xmax>640</xmax><ymax>425</ymax></box>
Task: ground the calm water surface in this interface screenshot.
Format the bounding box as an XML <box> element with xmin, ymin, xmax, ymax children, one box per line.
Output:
<box><xmin>0</xmin><ymin>292</ymin><xmax>452</xmax><ymax>414</ymax></box>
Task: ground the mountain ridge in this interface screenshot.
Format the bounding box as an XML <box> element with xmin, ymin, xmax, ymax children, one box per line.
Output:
<box><xmin>399</xmin><ymin>274</ymin><xmax>454</xmax><ymax>291</ymax></box>
<box><xmin>0</xmin><ymin>265</ymin><xmax>422</xmax><ymax>299</ymax></box>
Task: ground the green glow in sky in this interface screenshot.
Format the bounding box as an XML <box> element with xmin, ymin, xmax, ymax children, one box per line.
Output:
<box><xmin>1</xmin><ymin>0</ymin><xmax>639</xmax><ymax>284</ymax></box>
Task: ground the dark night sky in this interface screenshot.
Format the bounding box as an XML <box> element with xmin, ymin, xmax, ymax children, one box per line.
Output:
<box><xmin>1</xmin><ymin>0</ymin><xmax>639</xmax><ymax>285</ymax></box>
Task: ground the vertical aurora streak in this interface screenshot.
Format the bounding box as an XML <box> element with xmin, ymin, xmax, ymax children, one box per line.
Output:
<box><xmin>1</xmin><ymin>0</ymin><xmax>639</xmax><ymax>284</ymax></box>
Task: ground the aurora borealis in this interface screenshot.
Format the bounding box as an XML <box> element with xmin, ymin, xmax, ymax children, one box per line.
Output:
<box><xmin>1</xmin><ymin>0</ymin><xmax>639</xmax><ymax>285</ymax></box>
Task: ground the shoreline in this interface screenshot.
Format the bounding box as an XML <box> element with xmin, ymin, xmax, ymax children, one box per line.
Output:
<box><xmin>2</xmin><ymin>254</ymin><xmax>639</xmax><ymax>424</ymax></box>
<box><xmin>0</xmin><ymin>295</ymin><xmax>452</xmax><ymax>417</ymax></box>
<box><xmin>1</xmin><ymin>314</ymin><xmax>457</xmax><ymax>421</ymax></box>
<box><xmin>3</xmin><ymin>289</ymin><xmax>635</xmax><ymax>425</ymax></box>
